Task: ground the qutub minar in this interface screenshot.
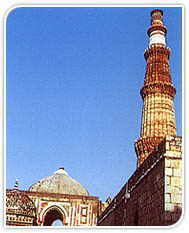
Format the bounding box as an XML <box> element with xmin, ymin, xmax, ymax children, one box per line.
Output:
<box><xmin>98</xmin><ymin>9</ymin><xmax>182</xmax><ymax>226</ymax></box>
<box><xmin>6</xmin><ymin>9</ymin><xmax>182</xmax><ymax>226</ymax></box>
<box><xmin>135</xmin><ymin>9</ymin><xmax>177</xmax><ymax>167</ymax></box>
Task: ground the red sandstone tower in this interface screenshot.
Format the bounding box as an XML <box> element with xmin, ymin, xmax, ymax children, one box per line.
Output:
<box><xmin>98</xmin><ymin>9</ymin><xmax>182</xmax><ymax>226</ymax></box>
<box><xmin>135</xmin><ymin>9</ymin><xmax>177</xmax><ymax>167</ymax></box>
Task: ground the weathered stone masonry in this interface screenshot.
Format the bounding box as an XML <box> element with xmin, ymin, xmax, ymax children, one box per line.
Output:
<box><xmin>98</xmin><ymin>136</ymin><xmax>182</xmax><ymax>226</ymax></box>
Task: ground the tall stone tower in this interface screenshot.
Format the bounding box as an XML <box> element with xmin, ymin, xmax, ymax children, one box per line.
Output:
<box><xmin>135</xmin><ymin>9</ymin><xmax>177</xmax><ymax>167</ymax></box>
<box><xmin>98</xmin><ymin>9</ymin><xmax>182</xmax><ymax>226</ymax></box>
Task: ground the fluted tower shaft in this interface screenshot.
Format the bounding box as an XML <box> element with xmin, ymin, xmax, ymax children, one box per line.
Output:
<box><xmin>135</xmin><ymin>9</ymin><xmax>177</xmax><ymax>167</ymax></box>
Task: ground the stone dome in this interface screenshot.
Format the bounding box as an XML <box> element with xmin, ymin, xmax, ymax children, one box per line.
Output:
<box><xmin>28</xmin><ymin>168</ymin><xmax>89</xmax><ymax>196</ymax></box>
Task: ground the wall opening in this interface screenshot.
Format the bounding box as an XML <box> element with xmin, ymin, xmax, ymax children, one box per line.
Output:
<box><xmin>52</xmin><ymin>219</ymin><xmax>64</xmax><ymax>226</ymax></box>
<box><xmin>43</xmin><ymin>208</ymin><xmax>65</xmax><ymax>226</ymax></box>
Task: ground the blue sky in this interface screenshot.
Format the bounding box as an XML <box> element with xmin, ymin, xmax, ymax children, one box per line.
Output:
<box><xmin>6</xmin><ymin>6</ymin><xmax>182</xmax><ymax>201</ymax></box>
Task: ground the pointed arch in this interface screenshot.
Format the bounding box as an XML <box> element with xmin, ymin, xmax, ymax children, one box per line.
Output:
<box><xmin>41</xmin><ymin>204</ymin><xmax>68</xmax><ymax>226</ymax></box>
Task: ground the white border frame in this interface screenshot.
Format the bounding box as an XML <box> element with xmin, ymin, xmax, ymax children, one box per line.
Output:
<box><xmin>3</xmin><ymin>3</ymin><xmax>185</xmax><ymax>230</ymax></box>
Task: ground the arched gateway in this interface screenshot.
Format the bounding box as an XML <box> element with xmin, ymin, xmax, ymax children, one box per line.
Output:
<box><xmin>43</xmin><ymin>205</ymin><xmax>66</xmax><ymax>226</ymax></box>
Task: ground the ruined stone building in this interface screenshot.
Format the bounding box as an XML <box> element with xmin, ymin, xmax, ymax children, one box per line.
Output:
<box><xmin>97</xmin><ymin>9</ymin><xmax>182</xmax><ymax>226</ymax></box>
<box><xmin>6</xmin><ymin>9</ymin><xmax>182</xmax><ymax>227</ymax></box>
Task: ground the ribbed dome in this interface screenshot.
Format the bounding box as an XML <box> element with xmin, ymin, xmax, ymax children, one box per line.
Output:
<box><xmin>28</xmin><ymin>168</ymin><xmax>89</xmax><ymax>196</ymax></box>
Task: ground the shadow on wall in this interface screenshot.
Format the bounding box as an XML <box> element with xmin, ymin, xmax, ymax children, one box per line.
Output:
<box><xmin>97</xmin><ymin>202</ymin><xmax>182</xmax><ymax>226</ymax></box>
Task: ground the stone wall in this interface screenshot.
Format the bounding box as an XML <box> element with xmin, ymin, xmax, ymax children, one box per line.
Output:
<box><xmin>164</xmin><ymin>158</ymin><xmax>182</xmax><ymax>225</ymax></box>
<box><xmin>163</xmin><ymin>136</ymin><xmax>182</xmax><ymax>225</ymax></box>
<box><xmin>98</xmin><ymin>152</ymin><xmax>165</xmax><ymax>226</ymax></box>
<box><xmin>97</xmin><ymin>136</ymin><xmax>182</xmax><ymax>226</ymax></box>
<box><xmin>6</xmin><ymin>189</ymin><xmax>37</xmax><ymax>226</ymax></box>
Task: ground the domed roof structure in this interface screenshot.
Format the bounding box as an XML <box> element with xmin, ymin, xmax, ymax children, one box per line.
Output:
<box><xmin>28</xmin><ymin>168</ymin><xmax>89</xmax><ymax>196</ymax></box>
<box><xmin>6</xmin><ymin>189</ymin><xmax>36</xmax><ymax>226</ymax></box>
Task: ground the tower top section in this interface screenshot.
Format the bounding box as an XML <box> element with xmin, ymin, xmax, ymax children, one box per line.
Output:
<box><xmin>147</xmin><ymin>9</ymin><xmax>167</xmax><ymax>46</ymax></box>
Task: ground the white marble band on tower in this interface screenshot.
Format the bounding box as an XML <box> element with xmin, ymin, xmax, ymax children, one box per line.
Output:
<box><xmin>148</xmin><ymin>9</ymin><xmax>167</xmax><ymax>46</ymax></box>
<box><xmin>149</xmin><ymin>32</ymin><xmax>166</xmax><ymax>45</ymax></box>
